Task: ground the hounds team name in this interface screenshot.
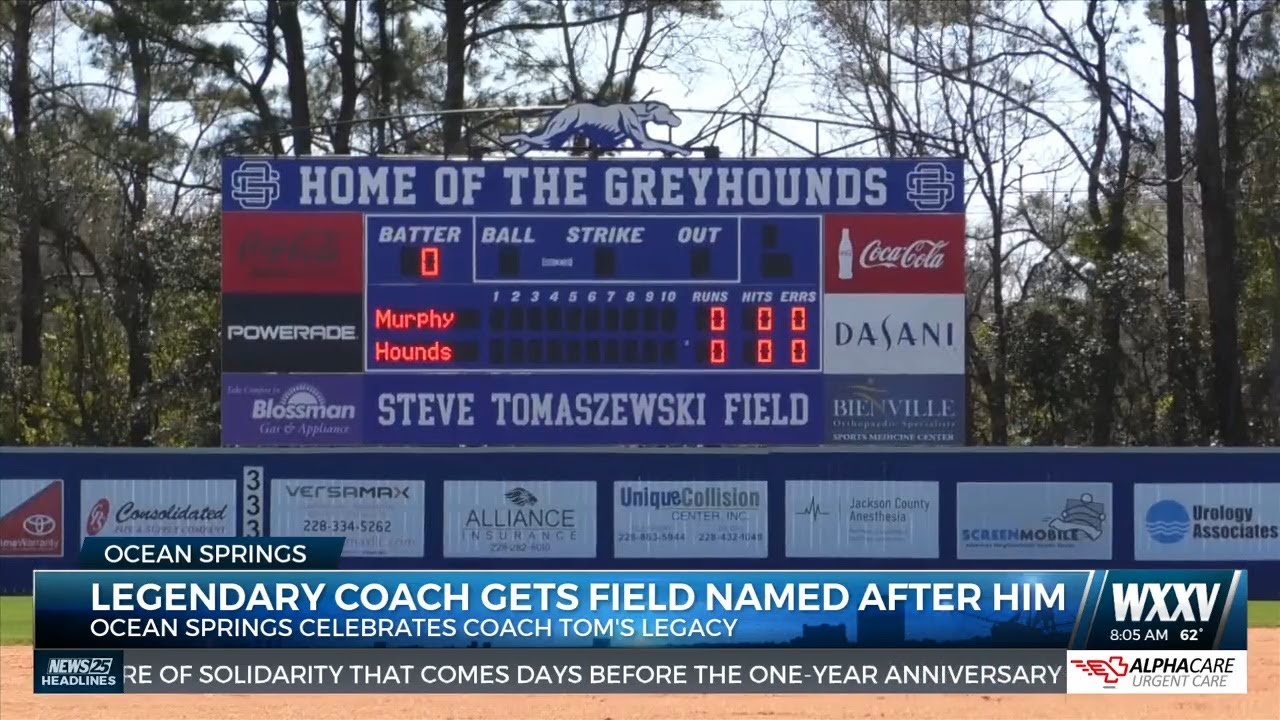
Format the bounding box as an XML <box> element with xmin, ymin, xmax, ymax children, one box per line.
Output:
<box><xmin>292</xmin><ymin>164</ymin><xmax>891</xmax><ymax>209</ymax></box>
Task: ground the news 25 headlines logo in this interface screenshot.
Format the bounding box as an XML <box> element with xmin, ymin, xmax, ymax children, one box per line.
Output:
<box><xmin>35</xmin><ymin>652</ymin><xmax>123</xmax><ymax>693</ymax></box>
<box><xmin>230</xmin><ymin>160</ymin><xmax>281</xmax><ymax>210</ymax></box>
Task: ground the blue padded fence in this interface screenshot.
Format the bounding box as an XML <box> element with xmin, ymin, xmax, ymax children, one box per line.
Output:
<box><xmin>1</xmin><ymin>447</ymin><xmax>1277</xmax><ymax>598</ymax></box>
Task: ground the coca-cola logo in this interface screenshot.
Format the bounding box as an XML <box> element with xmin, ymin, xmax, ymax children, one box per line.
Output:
<box><xmin>860</xmin><ymin>239</ymin><xmax>947</xmax><ymax>270</ymax></box>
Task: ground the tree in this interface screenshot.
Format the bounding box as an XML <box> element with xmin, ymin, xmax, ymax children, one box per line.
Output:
<box><xmin>1186</xmin><ymin>0</ymin><xmax>1249</xmax><ymax>444</ymax></box>
<box><xmin>8</xmin><ymin>1</ymin><xmax>49</xmax><ymax>375</ymax></box>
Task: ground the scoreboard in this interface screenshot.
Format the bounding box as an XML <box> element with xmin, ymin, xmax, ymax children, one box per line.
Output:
<box><xmin>220</xmin><ymin>157</ymin><xmax>965</xmax><ymax>447</ymax></box>
<box><xmin>366</xmin><ymin>214</ymin><xmax>820</xmax><ymax>372</ymax></box>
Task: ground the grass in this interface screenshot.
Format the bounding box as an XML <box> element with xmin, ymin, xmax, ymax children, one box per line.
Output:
<box><xmin>0</xmin><ymin>595</ymin><xmax>1275</xmax><ymax>646</ymax></box>
<box><xmin>0</xmin><ymin>595</ymin><xmax>33</xmax><ymax>646</ymax></box>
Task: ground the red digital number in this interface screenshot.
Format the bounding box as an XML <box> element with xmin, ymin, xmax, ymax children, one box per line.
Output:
<box><xmin>710</xmin><ymin>338</ymin><xmax>727</xmax><ymax>365</ymax></box>
<box><xmin>790</xmin><ymin>306</ymin><xmax>807</xmax><ymax>332</ymax></box>
<box><xmin>420</xmin><ymin>247</ymin><xmax>440</xmax><ymax>278</ymax></box>
<box><xmin>791</xmin><ymin>339</ymin><xmax>807</xmax><ymax>364</ymax></box>
<box><xmin>756</xmin><ymin>305</ymin><xmax>773</xmax><ymax>332</ymax></box>
<box><xmin>757</xmin><ymin>339</ymin><xmax>774</xmax><ymax>365</ymax></box>
<box><xmin>709</xmin><ymin>305</ymin><xmax>727</xmax><ymax>332</ymax></box>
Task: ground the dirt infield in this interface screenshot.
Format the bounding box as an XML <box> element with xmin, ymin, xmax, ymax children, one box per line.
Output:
<box><xmin>2</xmin><ymin>630</ymin><xmax>1276</xmax><ymax>720</ymax></box>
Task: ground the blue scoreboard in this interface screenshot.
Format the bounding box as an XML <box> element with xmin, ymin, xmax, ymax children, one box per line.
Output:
<box><xmin>220</xmin><ymin>157</ymin><xmax>965</xmax><ymax>447</ymax></box>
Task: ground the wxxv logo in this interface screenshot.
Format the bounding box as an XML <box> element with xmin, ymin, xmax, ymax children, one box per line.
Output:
<box><xmin>1086</xmin><ymin>571</ymin><xmax>1239</xmax><ymax>652</ymax></box>
<box><xmin>1113</xmin><ymin>582</ymin><xmax>1220</xmax><ymax>622</ymax></box>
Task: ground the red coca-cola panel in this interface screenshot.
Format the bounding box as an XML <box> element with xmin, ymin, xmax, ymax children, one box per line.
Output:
<box><xmin>823</xmin><ymin>213</ymin><xmax>965</xmax><ymax>294</ymax></box>
<box><xmin>223</xmin><ymin>212</ymin><xmax>364</xmax><ymax>293</ymax></box>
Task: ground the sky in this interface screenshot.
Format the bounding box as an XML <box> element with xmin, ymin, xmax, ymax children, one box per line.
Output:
<box><xmin>31</xmin><ymin>0</ymin><xmax>1194</xmax><ymax>282</ymax></box>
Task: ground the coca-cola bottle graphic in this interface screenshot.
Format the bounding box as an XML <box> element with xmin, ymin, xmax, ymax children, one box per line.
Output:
<box><xmin>837</xmin><ymin>228</ymin><xmax>854</xmax><ymax>280</ymax></box>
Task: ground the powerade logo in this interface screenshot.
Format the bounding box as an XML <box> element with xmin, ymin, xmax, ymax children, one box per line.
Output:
<box><xmin>1146</xmin><ymin>499</ymin><xmax>1278</xmax><ymax>544</ymax></box>
<box><xmin>226</xmin><ymin>325</ymin><xmax>356</xmax><ymax>341</ymax></box>
<box><xmin>619</xmin><ymin>485</ymin><xmax>762</xmax><ymax>510</ymax></box>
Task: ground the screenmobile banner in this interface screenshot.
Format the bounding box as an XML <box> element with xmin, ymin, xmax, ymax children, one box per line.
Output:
<box><xmin>785</xmin><ymin>480</ymin><xmax>938</xmax><ymax>559</ymax></box>
<box><xmin>443</xmin><ymin>480</ymin><xmax>596</xmax><ymax>559</ymax></box>
<box><xmin>80</xmin><ymin>479</ymin><xmax>236</xmax><ymax>539</ymax></box>
<box><xmin>956</xmin><ymin>481</ymin><xmax>1113</xmax><ymax>560</ymax></box>
<box><xmin>270</xmin><ymin>479</ymin><xmax>425</xmax><ymax>558</ymax></box>
<box><xmin>1135</xmin><ymin>482</ymin><xmax>1280</xmax><ymax>561</ymax></box>
<box><xmin>0</xmin><ymin>479</ymin><xmax>64</xmax><ymax>557</ymax></box>
<box><xmin>364</xmin><ymin>373</ymin><xmax>823</xmax><ymax>445</ymax></box>
<box><xmin>613</xmin><ymin>481</ymin><xmax>768</xmax><ymax>559</ymax></box>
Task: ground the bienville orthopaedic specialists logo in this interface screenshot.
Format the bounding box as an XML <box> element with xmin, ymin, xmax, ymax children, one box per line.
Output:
<box><xmin>827</xmin><ymin>376</ymin><xmax>959</xmax><ymax>444</ymax></box>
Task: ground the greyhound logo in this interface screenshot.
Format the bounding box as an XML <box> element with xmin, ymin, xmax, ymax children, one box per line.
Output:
<box><xmin>501</xmin><ymin>102</ymin><xmax>690</xmax><ymax>156</ymax></box>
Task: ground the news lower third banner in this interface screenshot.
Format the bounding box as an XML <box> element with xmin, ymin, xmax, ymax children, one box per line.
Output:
<box><xmin>33</xmin><ymin>541</ymin><xmax>1249</xmax><ymax>694</ymax></box>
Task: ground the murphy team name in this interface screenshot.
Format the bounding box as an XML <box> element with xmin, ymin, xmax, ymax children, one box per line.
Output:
<box><xmin>291</xmin><ymin>164</ymin><xmax>891</xmax><ymax>209</ymax></box>
<box><xmin>376</xmin><ymin>391</ymin><xmax>810</xmax><ymax>427</ymax></box>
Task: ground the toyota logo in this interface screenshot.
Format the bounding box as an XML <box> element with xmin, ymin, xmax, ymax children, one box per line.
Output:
<box><xmin>23</xmin><ymin>514</ymin><xmax>56</xmax><ymax>537</ymax></box>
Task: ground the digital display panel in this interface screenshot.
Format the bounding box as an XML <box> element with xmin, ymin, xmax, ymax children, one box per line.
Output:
<box><xmin>220</xmin><ymin>157</ymin><xmax>966</xmax><ymax>446</ymax></box>
<box><xmin>364</xmin><ymin>214</ymin><xmax>820</xmax><ymax>372</ymax></box>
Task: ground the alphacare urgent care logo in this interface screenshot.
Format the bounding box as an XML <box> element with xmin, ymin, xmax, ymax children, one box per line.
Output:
<box><xmin>824</xmin><ymin>213</ymin><xmax>964</xmax><ymax>294</ymax></box>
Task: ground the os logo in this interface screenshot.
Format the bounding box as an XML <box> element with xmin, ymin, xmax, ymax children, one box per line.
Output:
<box><xmin>85</xmin><ymin>499</ymin><xmax>111</xmax><ymax>536</ymax></box>
<box><xmin>1145</xmin><ymin>499</ymin><xmax>1191</xmax><ymax>544</ymax></box>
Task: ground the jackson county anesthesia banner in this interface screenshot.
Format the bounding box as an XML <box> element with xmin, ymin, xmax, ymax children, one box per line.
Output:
<box><xmin>34</xmin><ymin>568</ymin><xmax>1247</xmax><ymax>694</ymax></box>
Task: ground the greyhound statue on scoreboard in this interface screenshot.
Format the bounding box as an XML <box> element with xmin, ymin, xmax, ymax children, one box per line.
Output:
<box><xmin>500</xmin><ymin>101</ymin><xmax>691</xmax><ymax>156</ymax></box>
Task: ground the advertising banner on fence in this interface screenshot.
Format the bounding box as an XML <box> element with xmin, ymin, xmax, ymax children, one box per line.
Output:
<box><xmin>222</xmin><ymin>373</ymin><xmax>364</xmax><ymax>446</ymax></box>
<box><xmin>957</xmin><ymin>482</ymin><xmax>1113</xmax><ymax>560</ymax></box>
<box><xmin>221</xmin><ymin>294</ymin><xmax>363</xmax><ymax>373</ymax></box>
<box><xmin>784</xmin><ymin>480</ymin><xmax>938</xmax><ymax>558</ymax></box>
<box><xmin>824</xmin><ymin>375</ymin><xmax>963</xmax><ymax>445</ymax></box>
<box><xmin>270</xmin><ymin>479</ymin><xmax>425</xmax><ymax>558</ymax></box>
<box><xmin>0</xmin><ymin>479</ymin><xmax>64</xmax><ymax>557</ymax></box>
<box><xmin>443</xmin><ymin>480</ymin><xmax>596</xmax><ymax>559</ymax></box>
<box><xmin>613</xmin><ymin>481</ymin><xmax>768</xmax><ymax>559</ymax></box>
<box><xmin>822</xmin><ymin>213</ymin><xmax>966</xmax><ymax>295</ymax></box>
<box><xmin>822</xmin><ymin>294</ymin><xmax>965</xmax><ymax>375</ymax></box>
<box><xmin>80</xmin><ymin>479</ymin><xmax>236</xmax><ymax>539</ymax></box>
<box><xmin>1134</xmin><ymin>482</ymin><xmax>1280</xmax><ymax>561</ymax></box>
